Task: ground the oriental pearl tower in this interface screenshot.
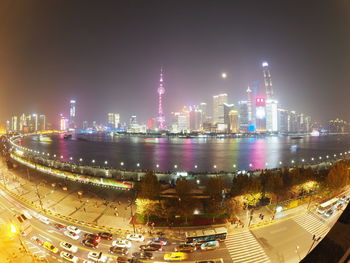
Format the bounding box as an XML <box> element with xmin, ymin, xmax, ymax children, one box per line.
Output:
<box><xmin>157</xmin><ymin>68</ymin><xmax>166</xmax><ymax>130</ymax></box>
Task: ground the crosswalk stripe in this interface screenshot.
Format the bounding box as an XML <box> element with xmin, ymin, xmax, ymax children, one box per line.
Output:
<box><xmin>225</xmin><ymin>230</ymin><xmax>271</xmax><ymax>263</ymax></box>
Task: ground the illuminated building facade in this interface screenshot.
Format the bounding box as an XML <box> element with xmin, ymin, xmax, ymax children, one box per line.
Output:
<box><xmin>255</xmin><ymin>98</ymin><xmax>266</xmax><ymax>131</ymax></box>
<box><xmin>60</xmin><ymin>114</ymin><xmax>69</xmax><ymax>131</ymax></box>
<box><xmin>107</xmin><ymin>113</ymin><xmax>120</xmax><ymax>129</ymax></box>
<box><xmin>69</xmin><ymin>100</ymin><xmax>76</xmax><ymax>130</ymax></box>
<box><xmin>213</xmin><ymin>93</ymin><xmax>228</xmax><ymax>124</ymax></box>
<box><xmin>228</xmin><ymin>110</ymin><xmax>239</xmax><ymax>133</ymax></box>
<box><xmin>266</xmin><ymin>99</ymin><xmax>278</xmax><ymax>132</ymax></box>
<box><xmin>277</xmin><ymin>108</ymin><xmax>289</xmax><ymax>133</ymax></box>
<box><xmin>157</xmin><ymin>68</ymin><xmax>166</xmax><ymax>130</ymax></box>
<box><xmin>238</xmin><ymin>101</ymin><xmax>249</xmax><ymax>132</ymax></box>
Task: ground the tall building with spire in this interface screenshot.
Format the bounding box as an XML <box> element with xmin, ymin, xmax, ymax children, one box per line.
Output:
<box><xmin>157</xmin><ymin>68</ymin><xmax>166</xmax><ymax>130</ymax></box>
<box><xmin>263</xmin><ymin>62</ymin><xmax>278</xmax><ymax>132</ymax></box>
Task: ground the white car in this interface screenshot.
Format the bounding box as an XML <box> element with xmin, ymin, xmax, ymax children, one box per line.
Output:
<box><xmin>87</xmin><ymin>251</ymin><xmax>107</xmax><ymax>262</ymax></box>
<box><xmin>60</xmin><ymin>251</ymin><xmax>79</xmax><ymax>263</ymax></box>
<box><xmin>38</xmin><ymin>215</ymin><xmax>50</xmax><ymax>224</ymax></box>
<box><xmin>67</xmin><ymin>226</ymin><xmax>81</xmax><ymax>234</ymax></box>
<box><xmin>126</xmin><ymin>234</ymin><xmax>144</xmax><ymax>242</ymax></box>
<box><xmin>60</xmin><ymin>241</ymin><xmax>78</xmax><ymax>253</ymax></box>
<box><xmin>64</xmin><ymin>231</ymin><xmax>80</xmax><ymax>240</ymax></box>
<box><xmin>112</xmin><ymin>240</ymin><xmax>132</xmax><ymax>248</ymax></box>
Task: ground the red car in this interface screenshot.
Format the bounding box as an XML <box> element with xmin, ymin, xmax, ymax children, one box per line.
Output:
<box><xmin>54</xmin><ymin>223</ymin><xmax>65</xmax><ymax>230</ymax></box>
<box><xmin>82</xmin><ymin>239</ymin><xmax>99</xmax><ymax>249</ymax></box>
<box><xmin>98</xmin><ymin>232</ymin><xmax>113</xmax><ymax>240</ymax></box>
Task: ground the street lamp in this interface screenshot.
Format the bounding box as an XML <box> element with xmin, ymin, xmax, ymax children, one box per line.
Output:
<box><xmin>156</xmin><ymin>164</ymin><xmax>159</xmax><ymax>168</ymax></box>
<box><xmin>249</xmin><ymin>163</ymin><xmax>252</xmax><ymax>168</ymax></box>
<box><xmin>213</xmin><ymin>165</ymin><xmax>217</xmax><ymax>169</ymax></box>
<box><xmin>136</xmin><ymin>163</ymin><xmax>140</xmax><ymax>167</ymax></box>
<box><xmin>120</xmin><ymin>162</ymin><xmax>124</xmax><ymax>166</ymax></box>
<box><xmin>60</xmin><ymin>155</ymin><xmax>63</xmax><ymax>159</ymax></box>
<box><xmin>279</xmin><ymin>161</ymin><xmax>282</xmax><ymax>165</ymax></box>
<box><xmin>233</xmin><ymin>164</ymin><xmax>236</xmax><ymax>169</ymax></box>
<box><xmin>194</xmin><ymin>165</ymin><xmax>198</xmax><ymax>169</ymax></box>
<box><xmin>79</xmin><ymin>158</ymin><xmax>83</xmax><ymax>162</ymax></box>
<box><xmin>92</xmin><ymin>159</ymin><xmax>95</xmax><ymax>164</ymax></box>
<box><xmin>104</xmin><ymin>161</ymin><xmax>108</xmax><ymax>165</ymax></box>
<box><xmin>174</xmin><ymin>164</ymin><xmax>178</xmax><ymax>169</ymax></box>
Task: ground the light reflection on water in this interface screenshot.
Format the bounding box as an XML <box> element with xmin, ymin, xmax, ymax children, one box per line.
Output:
<box><xmin>21</xmin><ymin>134</ymin><xmax>350</xmax><ymax>172</ymax></box>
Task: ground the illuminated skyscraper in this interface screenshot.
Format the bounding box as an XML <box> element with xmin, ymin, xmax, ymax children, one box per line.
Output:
<box><xmin>238</xmin><ymin>101</ymin><xmax>249</xmax><ymax>131</ymax></box>
<box><xmin>262</xmin><ymin>62</ymin><xmax>278</xmax><ymax>132</ymax></box>
<box><xmin>69</xmin><ymin>100</ymin><xmax>76</xmax><ymax>130</ymax></box>
<box><xmin>277</xmin><ymin>108</ymin><xmax>289</xmax><ymax>132</ymax></box>
<box><xmin>39</xmin><ymin>115</ymin><xmax>46</xmax><ymax>131</ymax></box>
<box><xmin>213</xmin><ymin>93</ymin><xmax>228</xmax><ymax>124</ymax></box>
<box><xmin>11</xmin><ymin>116</ymin><xmax>18</xmax><ymax>132</ymax></box>
<box><xmin>60</xmin><ymin>114</ymin><xmax>69</xmax><ymax>131</ymax></box>
<box><xmin>255</xmin><ymin>98</ymin><xmax>266</xmax><ymax>131</ymax></box>
<box><xmin>157</xmin><ymin>68</ymin><xmax>166</xmax><ymax>130</ymax></box>
<box><xmin>228</xmin><ymin>110</ymin><xmax>239</xmax><ymax>133</ymax></box>
<box><xmin>246</xmin><ymin>86</ymin><xmax>253</xmax><ymax>125</ymax></box>
<box><xmin>107</xmin><ymin>113</ymin><xmax>120</xmax><ymax>129</ymax></box>
<box><xmin>262</xmin><ymin>62</ymin><xmax>273</xmax><ymax>100</ymax></box>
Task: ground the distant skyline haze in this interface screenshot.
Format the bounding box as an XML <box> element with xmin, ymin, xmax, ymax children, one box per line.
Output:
<box><xmin>0</xmin><ymin>1</ymin><xmax>349</xmax><ymax>125</ymax></box>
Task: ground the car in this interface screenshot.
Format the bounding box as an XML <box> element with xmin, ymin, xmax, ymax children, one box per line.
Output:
<box><xmin>98</xmin><ymin>232</ymin><xmax>113</xmax><ymax>240</ymax></box>
<box><xmin>109</xmin><ymin>246</ymin><xmax>129</xmax><ymax>256</ymax></box>
<box><xmin>60</xmin><ymin>251</ymin><xmax>79</xmax><ymax>263</ymax></box>
<box><xmin>174</xmin><ymin>243</ymin><xmax>196</xmax><ymax>253</ymax></box>
<box><xmin>116</xmin><ymin>256</ymin><xmax>129</xmax><ymax>263</ymax></box>
<box><xmin>54</xmin><ymin>223</ymin><xmax>66</xmax><ymax>230</ymax></box>
<box><xmin>200</xmin><ymin>241</ymin><xmax>219</xmax><ymax>251</ymax></box>
<box><xmin>31</xmin><ymin>236</ymin><xmax>43</xmax><ymax>246</ymax></box>
<box><xmin>43</xmin><ymin>242</ymin><xmax>59</xmax><ymax>253</ymax></box>
<box><xmin>60</xmin><ymin>241</ymin><xmax>78</xmax><ymax>253</ymax></box>
<box><xmin>324</xmin><ymin>209</ymin><xmax>334</xmax><ymax>217</ymax></box>
<box><xmin>38</xmin><ymin>215</ymin><xmax>50</xmax><ymax>224</ymax></box>
<box><xmin>112</xmin><ymin>240</ymin><xmax>132</xmax><ymax>248</ymax></box>
<box><xmin>126</xmin><ymin>234</ymin><xmax>144</xmax><ymax>242</ymax></box>
<box><xmin>164</xmin><ymin>252</ymin><xmax>188</xmax><ymax>261</ymax></box>
<box><xmin>82</xmin><ymin>239</ymin><xmax>99</xmax><ymax>248</ymax></box>
<box><xmin>67</xmin><ymin>226</ymin><xmax>81</xmax><ymax>234</ymax></box>
<box><xmin>139</xmin><ymin>244</ymin><xmax>163</xmax><ymax>252</ymax></box>
<box><xmin>132</xmin><ymin>251</ymin><xmax>154</xmax><ymax>260</ymax></box>
<box><xmin>64</xmin><ymin>231</ymin><xmax>80</xmax><ymax>240</ymax></box>
<box><xmin>84</xmin><ymin>233</ymin><xmax>101</xmax><ymax>241</ymax></box>
<box><xmin>339</xmin><ymin>195</ymin><xmax>348</xmax><ymax>203</ymax></box>
<box><xmin>82</xmin><ymin>260</ymin><xmax>94</xmax><ymax>263</ymax></box>
<box><xmin>87</xmin><ymin>251</ymin><xmax>108</xmax><ymax>262</ymax></box>
<box><xmin>148</xmin><ymin>237</ymin><xmax>169</xmax><ymax>245</ymax></box>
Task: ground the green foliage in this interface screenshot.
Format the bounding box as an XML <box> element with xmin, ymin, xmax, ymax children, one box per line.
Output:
<box><xmin>138</xmin><ymin>171</ymin><xmax>161</xmax><ymax>200</ymax></box>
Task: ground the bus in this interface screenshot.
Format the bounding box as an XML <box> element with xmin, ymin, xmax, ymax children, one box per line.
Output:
<box><xmin>316</xmin><ymin>198</ymin><xmax>339</xmax><ymax>215</ymax></box>
<box><xmin>185</xmin><ymin>227</ymin><xmax>227</xmax><ymax>243</ymax></box>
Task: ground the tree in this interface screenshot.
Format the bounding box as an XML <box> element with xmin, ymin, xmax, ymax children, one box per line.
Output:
<box><xmin>205</xmin><ymin>177</ymin><xmax>226</xmax><ymax>222</ymax></box>
<box><xmin>175</xmin><ymin>179</ymin><xmax>194</xmax><ymax>223</ymax></box>
<box><xmin>135</xmin><ymin>198</ymin><xmax>161</xmax><ymax>223</ymax></box>
<box><xmin>326</xmin><ymin>161</ymin><xmax>349</xmax><ymax>190</ymax></box>
<box><xmin>138</xmin><ymin>171</ymin><xmax>161</xmax><ymax>200</ymax></box>
<box><xmin>231</xmin><ymin>174</ymin><xmax>249</xmax><ymax>197</ymax></box>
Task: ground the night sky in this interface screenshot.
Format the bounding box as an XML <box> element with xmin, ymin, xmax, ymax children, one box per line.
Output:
<box><xmin>0</xmin><ymin>1</ymin><xmax>349</xmax><ymax>126</ymax></box>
